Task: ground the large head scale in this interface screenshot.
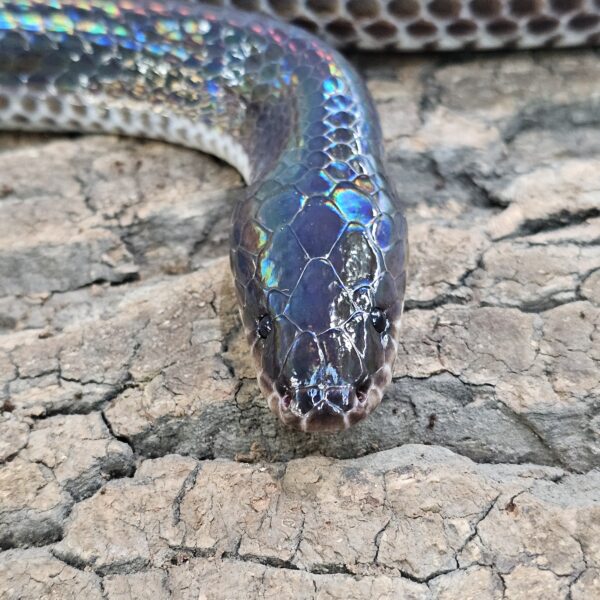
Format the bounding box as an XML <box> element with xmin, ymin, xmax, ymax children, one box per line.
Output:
<box><xmin>231</xmin><ymin>174</ymin><xmax>407</xmax><ymax>432</ymax></box>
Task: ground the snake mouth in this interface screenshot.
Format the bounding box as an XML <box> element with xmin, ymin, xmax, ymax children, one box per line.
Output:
<box><xmin>260</xmin><ymin>367</ymin><xmax>392</xmax><ymax>433</ymax></box>
<box><xmin>271</xmin><ymin>378</ymin><xmax>379</xmax><ymax>432</ymax></box>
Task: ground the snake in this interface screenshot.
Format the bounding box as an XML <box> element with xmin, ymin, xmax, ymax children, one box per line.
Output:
<box><xmin>0</xmin><ymin>1</ymin><xmax>597</xmax><ymax>432</ymax></box>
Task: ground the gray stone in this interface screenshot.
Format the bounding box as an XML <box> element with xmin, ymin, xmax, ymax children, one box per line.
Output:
<box><xmin>21</xmin><ymin>413</ymin><xmax>135</xmax><ymax>501</ymax></box>
<box><xmin>0</xmin><ymin>414</ymin><xmax>29</xmax><ymax>462</ymax></box>
<box><xmin>47</xmin><ymin>448</ymin><xmax>599</xmax><ymax>594</ymax></box>
<box><xmin>0</xmin><ymin>458</ymin><xmax>72</xmax><ymax>549</ymax></box>
<box><xmin>0</xmin><ymin>548</ymin><xmax>103</xmax><ymax>599</ymax></box>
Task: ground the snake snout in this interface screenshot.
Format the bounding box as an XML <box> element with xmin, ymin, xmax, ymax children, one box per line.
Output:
<box><xmin>295</xmin><ymin>386</ymin><xmax>353</xmax><ymax>414</ymax></box>
<box><xmin>276</xmin><ymin>383</ymin><xmax>372</xmax><ymax>432</ymax></box>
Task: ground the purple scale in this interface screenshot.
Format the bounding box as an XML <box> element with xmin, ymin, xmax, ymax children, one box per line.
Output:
<box><xmin>291</xmin><ymin>199</ymin><xmax>345</xmax><ymax>257</ymax></box>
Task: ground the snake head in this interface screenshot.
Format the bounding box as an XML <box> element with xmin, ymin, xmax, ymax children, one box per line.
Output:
<box><xmin>231</xmin><ymin>182</ymin><xmax>407</xmax><ymax>432</ymax></box>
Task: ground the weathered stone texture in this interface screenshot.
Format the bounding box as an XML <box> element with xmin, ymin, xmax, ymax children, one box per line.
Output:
<box><xmin>0</xmin><ymin>548</ymin><xmax>103</xmax><ymax>599</ymax></box>
<box><xmin>0</xmin><ymin>49</ymin><xmax>598</xmax><ymax>598</ymax></box>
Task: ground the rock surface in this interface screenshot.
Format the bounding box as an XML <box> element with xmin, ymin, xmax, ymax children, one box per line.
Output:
<box><xmin>0</xmin><ymin>50</ymin><xmax>599</xmax><ymax>598</ymax></box>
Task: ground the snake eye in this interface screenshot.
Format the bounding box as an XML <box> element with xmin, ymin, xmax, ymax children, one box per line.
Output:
<box><xmin>257</xmin><ymin>314</ymin><xmax>273</xmax><ymax>338</ymax></box>
<box><xmin>370</xmin><ymin>308</ymin><xmax>388</xmax><ymax>334</ymax></box>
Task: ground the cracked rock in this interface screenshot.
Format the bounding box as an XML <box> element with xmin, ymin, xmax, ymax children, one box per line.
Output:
<box><xmin>0</xmin><ymin>548</ymin><xmax>103</xmax><ymax>599</ymax></box>
<box><xmin>502</xmin><ymin>565</ymin><xmax>569</xmax><ymax>600</ymax></box>
<box><xmin>0</xmin><ymin>458</ymin><xmax>72</xmax><ymax>549</ymax></box>
<box><xmin>52</xmin><ymin>448</ymin><xmax>598</xmax><ymax>582</ymax></box>
<box><xmin>428</xmin><ymin>566</ymin><xmax>503</xmax><ymax>600</ymax></box>
<box><xmin>104</xmin><ymin>559</ymin><xmax>429</xmax><ymax>600</ymax></box>
<box><xmin>0</xmin><ymin>414</ymin><xmax>29</xmax><ymax>462</ymax></box>
<box><xmin>21</xmin><ymin>412</ymin><xmax>135</xmax><ymax>501</ymax></box>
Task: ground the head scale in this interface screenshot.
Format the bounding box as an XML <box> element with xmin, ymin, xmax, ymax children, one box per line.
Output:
<box><xmin>231</xmin><ymin>175</ymin><xmax>407</xmax><ymax>432</ymax></box>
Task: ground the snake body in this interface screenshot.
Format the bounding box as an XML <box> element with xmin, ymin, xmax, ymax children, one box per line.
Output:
<box><xmin>0</xmin><ymin>1</ymin><xmax>596</xmax><ymax>432</ymax></box>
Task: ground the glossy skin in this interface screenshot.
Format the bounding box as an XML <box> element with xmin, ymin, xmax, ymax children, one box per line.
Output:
<box><xmin>0</xmin><ymin>0</ymin><xmax>407</xmax><ymax>431</ymax></box>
